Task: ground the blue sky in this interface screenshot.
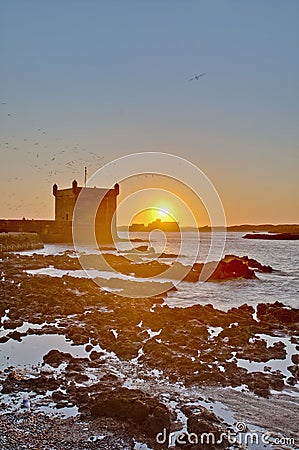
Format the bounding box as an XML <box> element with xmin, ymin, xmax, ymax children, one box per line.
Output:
<box><xmin>1</xmin><ymin>1</ymin><xmax>298</xmax><ymax>224</ymax></box>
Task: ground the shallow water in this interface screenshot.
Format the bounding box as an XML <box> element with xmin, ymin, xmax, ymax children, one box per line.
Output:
<box><xmin>0</xmin><ymin>333</ymin><xmax>88</xmax><ymax>368</ymax></box>
<box><xmin>3</xmin><ymin>233</ymin><xmax>298</xmax><ymax>449</ymax></box>
<box><xmin>15</xmin><ymin>232</ymin><xmax>299</xmax><ymax>310</ymax></box>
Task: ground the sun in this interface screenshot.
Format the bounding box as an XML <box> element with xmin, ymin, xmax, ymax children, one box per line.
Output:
<box><xmin>155</xmin><ymin>208</ymin><xmax>170</xmax><ymax>220</ymax></box>
<box><xmin>131</xmin><ymin>207</ymin><xmax>175</xmax><ymax>226</ymax></box>
<box><xmin>147</xmin><ymin>207</ymin><xmax>176</xmax><ymax>223</ymax></box>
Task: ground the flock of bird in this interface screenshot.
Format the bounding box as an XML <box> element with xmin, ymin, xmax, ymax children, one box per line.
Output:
<box><xmin>1</xmin><ymin>72</ymin><xmax>206</xmax><ymax>215</ymax></box>
<box><xmin>1</xmin><ymin>101</ymin><xmax>106</xmax><ymax>217</ymax></box>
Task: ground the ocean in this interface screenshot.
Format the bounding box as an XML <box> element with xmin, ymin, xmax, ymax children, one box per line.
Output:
<box><xmin>21</xmin><ymin>231</ymin><xmax>299</xmax><ymax>311</ymax></box>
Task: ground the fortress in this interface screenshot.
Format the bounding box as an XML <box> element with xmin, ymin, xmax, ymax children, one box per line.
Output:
<box><xmin>129</xmin><ymin>218</ymin><xmax>180</xmax><ymax>232</ymax></box>
<box><xmin>0</xmin><ymin>180</ymin><xmax>119</xmax><ymax>244</ymax></box>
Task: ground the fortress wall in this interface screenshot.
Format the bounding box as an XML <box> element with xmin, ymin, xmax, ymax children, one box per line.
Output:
<box><xmin>0</xmin><ymin>220</ymin><xmax>72</xmax><ymax>243</ymax></box>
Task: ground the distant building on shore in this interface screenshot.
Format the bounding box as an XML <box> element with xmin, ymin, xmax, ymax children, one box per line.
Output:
<box><xmin>0</xmin><ymin>180</ymin><xmax>119</xmax><ymax>244</ymax></box>
<box><xmin>129</xmin><ymin>218</ymin><xmax>180</xmax><ymax>233</ymax></box>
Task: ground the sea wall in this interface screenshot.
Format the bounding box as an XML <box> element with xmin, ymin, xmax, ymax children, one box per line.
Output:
<box><xmin>0</xmin><ymin>219</ymin><xmax>72</xmax><ymax>243</ymax></box>
<box><xmin>0</xmin><ymin>232</ymin><xmax>44</xmax><ymax>252</ymax></box>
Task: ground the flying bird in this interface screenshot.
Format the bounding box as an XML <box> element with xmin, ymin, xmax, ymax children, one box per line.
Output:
<box><xmin>189</xmin><ymin>73</ymin><xmax>207</xmax><ymax>81</ymax></box>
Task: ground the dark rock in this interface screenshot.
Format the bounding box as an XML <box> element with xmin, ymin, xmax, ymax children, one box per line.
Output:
<box><xmin>208</xmin><ymin>258</ymin><xmax>256</xmax><ymax>281</ymax></box>
<box><xmin>89</xmin><ymin>387</ymin><xmax>172</xmax><ymax>438</ymax></box>
<box><xmin>187</xmin><ymin>409</ymin><xmax>228</xmax><ymax>449</ymax></box>
<box><xmin>74</xmin><ymin>373</ymin><xmax>89</xmax><ymax>383</ymax></box>
<box><xmin>85</xmin><ymin>344</ymin><xmax>93</xmax><ymax>352</ymax></box>
<box><xmin>243</xmin><ymin>233</ymin><xmax>299</xmax><ymax>240</ymax></box>
<box><xmin>286</xmin><ymin>376</ymin><xmax>296</xmax><ymax>386</ymax></box>
<box><xmin>89</xmin><ymin>350</ymin><xmax>105</xmax><ymax>361</ymax></box>
<box><xmin>288</xmin><ymin>365</ymin><xmax>299</xmax><ymax>381</ymax></box>
<box><xmin>43</xmin><ymin>349</ymin><xmax>73</xmax><ymax>367</ymax></box>
<box><xmin>3</xmin><ymin>320</ymin><xmax>23</xmax><ymax>329</ymax></box>
<box><xmin>257</xmin><ymin>303</ymin><xmax>299</xmax><ymax>325</ymax></box>
<box><xmin>245</xmin><ymin>373</ymin><xmax>272</xmax><ymax>397</ymax></box>
<box><xmin>7</xmin><ymin>330</ymin><xmax>23</xmax><ymax>341</ymax></box>
<box><xmin>52</xmin><ymin>391</ymin><xmax>68</xmax><ymax>402</ymax></box>
<box><xmin>224</xmin><ymin>254</ymin><xmax>273</xmax><ymax>272</ymax></box>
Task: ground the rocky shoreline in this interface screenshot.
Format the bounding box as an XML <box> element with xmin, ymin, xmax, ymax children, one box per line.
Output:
<box><xmin>0</xmin><ymin>250</ymin><xmax>298</xmax><ymax>449</ymax></box>
<box><xmin>0</xmin><ymin>232</ymin><xmax>44</xmax><ymax>253</ymax></box>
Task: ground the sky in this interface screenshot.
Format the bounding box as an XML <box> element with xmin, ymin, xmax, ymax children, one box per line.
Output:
<box><xmin>1</xmin><ymin>1</ymin><xmax>298</xmax><ymax>225</ymax></box>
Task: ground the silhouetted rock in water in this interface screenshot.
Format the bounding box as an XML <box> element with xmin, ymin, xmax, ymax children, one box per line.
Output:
<box><xmin>224</xmin><ymin>254</ymin><xmax>273</xmax><ymax>272</ymax></box>
<box><xmin>209</xmin><ymin>258</ymin><xmax>256</xmax><ymax>280</ymax></box>
<box><xmin>183</xmin><ymin>256</ymin><xmax>258</xmax><ymax>282</ymax></box>
<box><xmin>89</xmin><ymin>387</ymin><xmax>173</xmax><ymax>438</ymax></box>
<box><xmin>243</xmin><ymin>232</ymin><xmax>299</xmax><ymax>240</ymax></box>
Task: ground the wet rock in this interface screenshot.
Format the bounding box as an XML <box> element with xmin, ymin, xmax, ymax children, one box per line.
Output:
<box><xmin>6</xmin><ymin>330</ymin><xmax>23</xmax><ymax>341</ymax></box>
<box><xmin>257</xmin><ymin>302</ymin><xmax>299</xmax><ymax>325</ymax></box>
<box><xmin>43</xmin><ymin>349</ymin><xmax>73</xmax><ymax>367</ymax></box>
<box><xmin>0</xmin><ymin>250</ymin><xmax>297</xmax><ymax>401</ymax></box>
<box><xmin>89</xmin><ymin>387</ymin><xmax>173</xmax><ymax>438</ymax></box>
<box><xmin>187</xmin><ymin>408</ymin><xmax>228</xmax><ymax>449</ymax></box>
<box><xmin>224</xmin><ymin>254</ymin><xmax>273</xmax><ymax>272</ymax></box>
<box><xmin>287</xmin><ymin>365</ymin><xmax>299</xmax><ymax>381</ymax></box>
<box><xmin>65</xmin><ymin>359</ymin><xmax>88</xmax><ymax>373</ymax></box>
<box><xmin>3</xmin><ymin>319</ymin><xmax>23</xmax><ymax>329</ymax></box>
<box><xmin>1</xmin><ymin>370</ymin><xmax>60</xmax><ymax>395</ymax></box>
<box><xmin>113</xmin><ymin>341</ymin><xmax>141</xmax><ymax>360</ymax></box>
<box><xmin>243</xmin><ymin>233</ymin><xmax>299</xmax><ymax>240</ymax></box>
<box><xmin>89</xmin><ymin>350</ymin><xmax>105</xmax><ymax>361</ymax></box>
<box><xmin>236</xmin><ymin>339</ymin><xmax>286</xmax><ymax>362</ymax></box>
<box><xmin>286</xmin><ymin>376</ymin><xmax>296</xmax><ymax>386</ymax></box>
<box><xmin>52</xmin><ymin>390</ymin><xmax>68</xmax><ymax>402</ymax></box>
<box><xmin>245</xmin><ymin>373</ymin><xmax>270</xmax><ymax>397</ymax></box>
<box><xmin>28</xmin><ymin>373</ymin><xmax>61</xmax><ymax>392</ymax></box>
<box><xmin>66</xmin><ymin>327</ymin><xmax>90</xmax><ymax>345</ymax></box>
<box><xmin>74</xmin><ymin>373</ymin><xmax>90</xmax><ymax>383</ymax></box>
<box><xmin>206</xmin><ymin>258</ymin><xmax>256</xmax><ymax>281</ymax></box>
<box><xmin>1</xmin><ymin>371</ymin><xmax>24</xmax><ymax>394</ymax></box>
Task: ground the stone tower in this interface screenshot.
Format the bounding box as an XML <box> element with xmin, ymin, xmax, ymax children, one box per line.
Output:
<box><xmin>53</xmin><ymin>180</ymin><xmax>119</xmax><ymax>243</ymax></box>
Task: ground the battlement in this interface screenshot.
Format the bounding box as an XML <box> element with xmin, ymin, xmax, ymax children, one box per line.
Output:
<box><xmin>0</xmin><ymin>180</ymin><xmax>119</xmax><ymax>244</ymax></box>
